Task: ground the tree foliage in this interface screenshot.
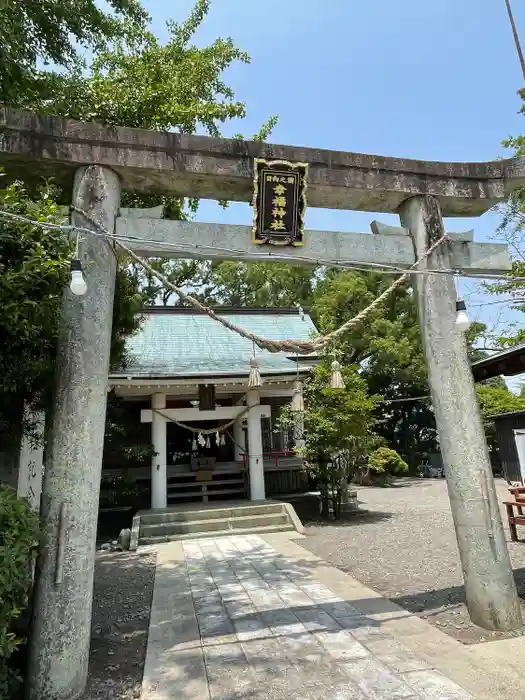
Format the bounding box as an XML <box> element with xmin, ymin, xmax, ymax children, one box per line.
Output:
<box><xmin>31</xmin><ymin>1</ymin><xmax>249</xmax><ymax>134</ymax></box>
<box><xmin>485</xmin><ymin>106</ymin><xmax>525</xmax><ymax>348</ymax></box>
<box><xmin>367</xmin><ymin>447</ymin><xmax>408</xmax><ymax>479</ymax></box>
<box><xmin>279</xmin><ymin>359</ymin><xmax>378</xmax><ymax>518</ymax></box>
<box><xmin>204</xmin><ymin>262</ymin><xmax>316</xmax><ymax>308</ymax></box>
<box><xmin>0</xmin><ymin>485</ymin><xmax>41</xmax><ymax>696</ymax></box>
<box><xmin>0</xmin><ymin>0</ymin><xmax>278</xmax><ymax>454</ymax></box>
<box><xmin>476</xmin><ymin>384</ymin><xmax>525</xmax><ymax>457</ymax></box>
<box><xmin>23</xmin><ymin>0</ymin><xmax>278</xmax><ymax>310</ymax></box>
<box><xmin>0</xmin><ymin>179</ymin><xmax>70</xmax><ymax>448</ymax></box>
<box><xmin>306</xmin><ymin>269</ymin><xmax>501</xmax><ymax>471</ymax></box>
<box><xmin>310</xmin><ymin>271</ymin><xmax>431</xmax><ymax>470</ymax></box>
<box><xmin>1</xmin><ymin>0</ymin><xmax>148</xmax><ymax>105</ymax></box>
<box><xmin>0</xmin><ymin>177</ymin><xmax>145</xmax><ymax>448</ymax></box>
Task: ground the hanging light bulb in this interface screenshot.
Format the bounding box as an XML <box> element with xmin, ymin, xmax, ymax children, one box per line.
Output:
<box><xmin>70</xmin><ymin>259</ymin><xmax>87</xmax><ymax>296</ymax></box>
<box><xmin>455</xmin><ymin>299</ymin><xmax>471</xmax><ymax>332</ymax></box>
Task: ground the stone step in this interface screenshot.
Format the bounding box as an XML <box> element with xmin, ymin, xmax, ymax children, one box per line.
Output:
<box><xmin>166</xmin><ymin>487</ymin><xmax>246</xmax><ymax>500</ymax></box>
<box><xmin>139</xmin><ymin>522</ymin><xmax>295</xmax><ymax>545</ymax></box>
<box><xmin>167</xmin><ymin>478</ymin><xmax>245</xmax><ymax>489</ymax></box>
<box><xmin>167</xmin><ymin>471</ymin><xmax>244</xmax><ymax>481</ymax></box>
<box><xmin>140</xmin><ymin>512</ymin><xmax>290</xmax><ymax>538</ymax></box>
<box><xmin>139</xmin><ymin>502</ymin><xmax>285</xmax><ymax>525</ymax></box>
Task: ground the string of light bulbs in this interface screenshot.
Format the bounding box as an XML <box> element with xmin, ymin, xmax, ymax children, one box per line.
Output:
<box><xmin>2</xmin><ymin>208</ymin><xmax>525</xmax><ymax>282</ymax></box>
<box><xmin>1</xmin><ymin>205</ymin><xmax>453</xmax><ymax>353</ymax></box>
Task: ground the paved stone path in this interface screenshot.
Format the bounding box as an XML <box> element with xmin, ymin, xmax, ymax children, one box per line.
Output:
<box><xmin>141</xmin><ymin>534</ymin><xmax>474</xmax><ymax>699</ymax></box>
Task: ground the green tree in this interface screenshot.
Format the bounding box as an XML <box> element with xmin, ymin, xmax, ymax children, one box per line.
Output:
<box><xmin>0</xmin><ymin>178</ymin><xmax>144</xmax><ymax>451</ymax></box>
<box><xmin>0</xmin><ymin>0</ymin><xmax>277</xmax><ymax>459</ymax></box>
<box><xmin>279</xmin><ymin>359</ymin><xmax>378</xmax><ymax>519</ymax></box>
<box><xmin>0</xmin><ymin>485</ymin><xmax>41</xmax><ymax>696</ymax></box>
<box><xmin>32</xmin><ymin>2</ymin><xmax>251</xmax><ymax>133</ymax></box>
<box><xmin>476</xmin><ymin>384</ymin><xmax>525</xmax><ymax>458</ymax></box>
<box><xmin>0</xmin><ymin>179</ymin><xmax>71</xmax><ymax>450</ymax></box>
<box><xmin>204</xmin><ymin>261</ymin><xmax>316</xmax><ymax>308</ymax></box>
<box><xmin>24</xmin><ymin>0</ymin><xmax>278</xmax><ymax>307</ymax></box>
<box><xmin>483</xmin><ymin>107</ymin><xmax>525</xmax><ymax>347</ymax></box>
<box><xmin>311</xmin><ymin>270</ymin><xmax>432</xmax><ymax>470</ymax></box>
<box><xmin>311</xmin><ymin>270</ymin><xmax>496</xmax><ymax>471</ymax></box>
<box><xmin>0</xmin><ymin>0</ymin><xmax>148</xmax><ymax>105</ymax></box>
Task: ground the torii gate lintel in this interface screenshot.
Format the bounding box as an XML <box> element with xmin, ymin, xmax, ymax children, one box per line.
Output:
<box><xmin>1</xmin><ymin>104</ymin><xmax>524</xmax><ymax>216</ymax></box>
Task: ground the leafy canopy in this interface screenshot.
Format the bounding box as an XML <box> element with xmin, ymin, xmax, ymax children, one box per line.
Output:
<box><xmin>0</xmin><ymin>0</ymin><xmax>148</xmax><ymax>105</ymax></box>
<box><xmin>0</xmin><ymin>0</ymin><xmax>277</xmax><ymax>452</ymax></box>
<box><xmin>0</xmin><ymin>178</ymin><xmax>70</xmax><ymax>445</ymax></box>
<box><xmin>279</xmin><ymin>359</ymin><xmax>378</xmax><ymax>466</ymax></box>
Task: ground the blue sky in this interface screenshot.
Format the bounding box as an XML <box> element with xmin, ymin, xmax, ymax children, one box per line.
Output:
<box><xmin>141</xmin><ymin>0</ymin><xmax>525</xmax><ymax>350</ymax></box>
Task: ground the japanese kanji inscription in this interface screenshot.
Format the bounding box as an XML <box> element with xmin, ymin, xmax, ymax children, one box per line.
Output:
<box><xmin>252</xmin><ymin>158</ymin><xmax>308</xmax><ymax>246</ymax></box>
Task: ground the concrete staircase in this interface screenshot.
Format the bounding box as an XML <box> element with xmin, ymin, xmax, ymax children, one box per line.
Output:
<box><xmin>131</xmin><ymin>501</ymin><xmax>303</xmax><ymax>548</ymax></box>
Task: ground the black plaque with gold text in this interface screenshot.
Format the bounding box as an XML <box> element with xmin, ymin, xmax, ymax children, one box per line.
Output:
<box><xmin>252</xmin><ymin>159</ymin><xmax>308</xmax><ymax>246</ymax></box>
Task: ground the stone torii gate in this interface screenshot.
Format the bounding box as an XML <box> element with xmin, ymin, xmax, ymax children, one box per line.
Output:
<box><xmin>1</xmin><ymin>105</ymin><xmax>524</xmax><ymax>700</ymax></box>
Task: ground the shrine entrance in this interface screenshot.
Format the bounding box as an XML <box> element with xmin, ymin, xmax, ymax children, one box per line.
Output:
<box><xmin>1</xmin><ymin>105</ymin><xmax>524</xmax><ymax>700</ymax></box>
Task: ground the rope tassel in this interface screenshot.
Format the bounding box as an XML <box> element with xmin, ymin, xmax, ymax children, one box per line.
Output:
<box><xmin>248</xmin><ymin>357</ymin><xmax>263</xmax><ymax>388</ymax></box>
<box><xmin>330</xmin><ymin>360</ymin><xmax>345</xmax><ymax>389</ymax></box>
<box><xmin>291</xmin><ymin>380</ymin><xmax>304</xmax><ymax>412</ymax></box>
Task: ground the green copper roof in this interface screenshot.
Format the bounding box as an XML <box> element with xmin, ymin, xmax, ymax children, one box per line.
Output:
<box><xmin>112</xmin><ymin>309</ymin><xmax>318</xmax><ymax>378</ymax></box>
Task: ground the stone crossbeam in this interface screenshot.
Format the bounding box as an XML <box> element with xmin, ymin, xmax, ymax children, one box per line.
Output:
<box><xmin>2</xmin><ymin>105</ymin><xmax>525</xmax><ymax>216</ymax></box>
<box><xmin>116</xmin><ymin>216</ymin><xmax>511</xmax><ymax>274</ymax></box>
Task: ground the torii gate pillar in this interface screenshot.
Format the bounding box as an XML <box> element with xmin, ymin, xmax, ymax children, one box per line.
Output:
<box><xmin>400</xmin><ymin>195</ymin><xmax>522</xmax><ymax>631</ymax></box>
<box><xmin>27</xmin><ymin>165</ymin><xmax>120</xmax><ymax>700</ymax></box>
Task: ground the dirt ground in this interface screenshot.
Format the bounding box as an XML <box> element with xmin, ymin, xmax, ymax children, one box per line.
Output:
<box><xmin>82</xmin><ymin>551</ymin><xmax>156</xmax><ymax>700</ymax></box>
<box><xmin>297</xmin><ymin>477</ymin><xmax>525</xmax><ymax>645</ymax></box>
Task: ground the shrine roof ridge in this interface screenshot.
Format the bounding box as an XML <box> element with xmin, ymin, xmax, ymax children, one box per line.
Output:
<box><xmin>1</xmin><ymin>105</ymin><xmax>524</xmax><ymax>215</ymax></box>
<box><xmin>142</xmin><ymin>306</ymin><xmax>309</xmax><ymax>316</ymax></box>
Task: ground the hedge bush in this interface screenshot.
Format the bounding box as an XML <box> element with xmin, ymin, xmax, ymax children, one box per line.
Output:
<box><xmin>368</xmin><ymin>447</ymin><xmax>409</xmax><ymax>476</ymax></box>
<box><xmin>0</xmin><ymin>484</ymin><xmax>41</xmax><ymax>698</ymax></box>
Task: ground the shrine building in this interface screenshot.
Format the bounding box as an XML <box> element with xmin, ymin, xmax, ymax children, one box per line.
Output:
<box><xmin>107</xmin><ymin>307</ymin><xmax>318</xmax><ymax>508</ymax></box>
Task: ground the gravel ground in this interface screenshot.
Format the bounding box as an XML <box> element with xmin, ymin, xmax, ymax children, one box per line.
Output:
<box><xmin>297</xmin><ymin>477</ymin><xmax>525</xmax><ymax>645</ymax></box>
<box><xmin>82</xmin><ymin>550</ymin><xmax>156</xmax><ymax>700</ymax></box>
